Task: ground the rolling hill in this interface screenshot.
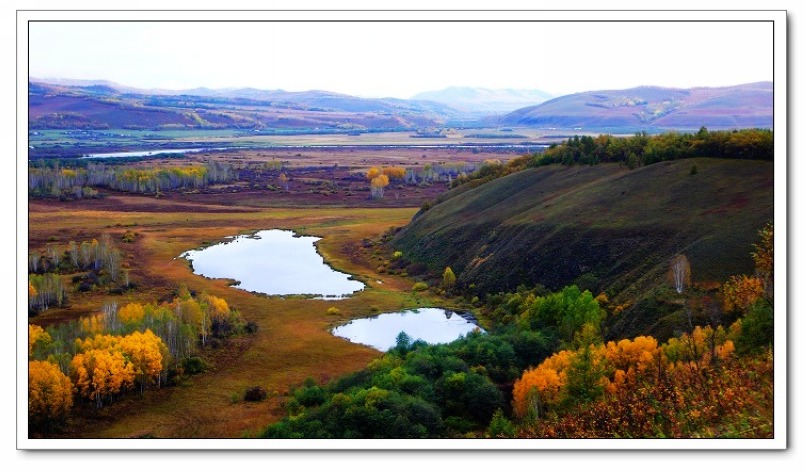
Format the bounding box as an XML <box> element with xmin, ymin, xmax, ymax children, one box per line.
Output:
<box><xmin>499</xmin><ymin>82</ymin><xmax>773</xmax><ymax>129</ymax></box>
<box><xmin>393</xmin><ymin>158</ymin><xmax>773</xmax><ymax>339</ymax></box>
<box><xmin>28</xmin><ymin>80</ymin><xmax>462</xmax><ymax>131</ymax></box>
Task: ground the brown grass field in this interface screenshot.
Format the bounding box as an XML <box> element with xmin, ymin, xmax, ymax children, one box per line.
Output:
<box><xmin>27</xmin><ymin>147</ymin><xmax>507</xmax><ymax>438</ymax></box>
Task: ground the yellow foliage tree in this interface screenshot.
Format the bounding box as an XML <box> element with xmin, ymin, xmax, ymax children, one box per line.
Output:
<box><xmin>512</xmin><ymin>350</ymin><xmax>575</xmax><ymax>418</ymax></box>
<box><xmin>602</xmin><ymin>336</ymin><xmax>659</xmax><ymax>390</ymax></box>
<box><xmin>75</xmin><ymin>333</ymin><xmax>120</xmax><ymax>352</ymax></box>
<box><xmin>118</xmin><ymin>302</ymin><xmax>146</xmax><ymax>325</ymax></box>
<box><xmin>79</xmin><ymin>313</ymin><xmax>107</xmax><ymax>335</ymax></box>
<box><xmin>29</xmin><ymin>324</ymin><xmax>51</xmax><ymax>358</ymax></box>
<box><xmin>661</xmin><ymin>325</ymin><xmax>734</xmax><ymax>369</ymax></box>
<box><xmin>370</xmin><ymin>174</ymin><xmax>390</xmax><ymax>199</ymax></box>
<box><xmin>753</xmin><ymin>223</ymin><xmax>773</xmax><ymax>277</ymax></box>
<box><xmin>70</xmin><ymin>348</ymin><xmax>135</xmax><ymax>407</ymax></box>
<box><xmin>722</xmin><ymin>275</ymin><xmax>765</xmax><ymax>312</ymax></box>
<box><xmin>442</xmin><ymin>267</ymin><xmax>456</xmax><ymax>289</ymax></box>
<box><xmin>29</xmin><ymin>360</ymin><xmax>73</xmax><ymax>423</ymax></box>
<box><xmin>119</xmin><ymin>330</ymin><xmax>167</xmax><ymax>390</ymax></box>
<box><xmin>177</xmin><ymin>298</ymin><xmax>208</xmax><ymax>345</ymax></box>
<box><xmin>28</xmin><ymin>281</ymin><xmax>37</xmax><ymax>308</ymax></box>
<box><xmin>383</xmin><ymin>166</ymin><xmax>406</xmax><ymax>180</ymax></box>
<box><xmin>603</xmin><ymin>336</ymin><xmax>659</xmax><ymax>373</ymax></box>
<box><xmin>366</xmin><ymin>167</ymin><xmax>382</xmax><ymax>179</ymax></box>
<box><xmin>205</xmin><ymin>294</ymin><xmax>231</xmax><ymax>320</ymax></box>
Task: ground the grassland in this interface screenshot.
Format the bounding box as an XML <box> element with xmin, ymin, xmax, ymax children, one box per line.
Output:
<box><xmin>29</xmin><ymin>191</ymin><xmax>467</xmax><ymax>438</ymax></box>
<box><xmin>29</xmin><ymin>127</ymin><xmax>563</xmax><ymax>158</ymax></box>
<box><xmin>394</xmin><ymin>158</ymin><xmax>773</xmax><ymax>339</ymax></box>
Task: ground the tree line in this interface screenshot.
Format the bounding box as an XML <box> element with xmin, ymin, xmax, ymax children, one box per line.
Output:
<box><xmin>362</xmin><ymin>162</ymin><xmax>484</xmax><ymax>199</ymax></box>
<box><xmin>452</xmin><ymin>127</ymin><xmax>773</xmax><ymax>188</ymax></box>
<box><xmin>534</xmin><ymin>127</ymin><xmax>773</xmax><ymax>167</ymax></box>
<box><xmin>29</xmin><ymin>234</ymin><xmax>127</xmax><ymax>313</ymax></box>
<box><xmin>28</xmin><ymin>161</ymin><xmax>237</xmax><ymax>198</ymax></box>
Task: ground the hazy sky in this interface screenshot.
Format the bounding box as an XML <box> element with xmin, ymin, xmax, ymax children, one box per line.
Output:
<box><xmin>28</xmin><ymin>21</ymin><xmax>773</xmax><ymax>98</ymax></box>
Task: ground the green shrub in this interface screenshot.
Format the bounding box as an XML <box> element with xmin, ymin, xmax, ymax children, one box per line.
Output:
<box><xmin>412</xmin><ymin>282</ymin><xmax>428</xmax><ymax>292</ymax></box>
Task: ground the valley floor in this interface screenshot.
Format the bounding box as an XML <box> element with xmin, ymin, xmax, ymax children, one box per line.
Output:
<box><xmin>29</xmin><ymin>191</ymin><xmax>450</xmax><ymax>438</ymax></box>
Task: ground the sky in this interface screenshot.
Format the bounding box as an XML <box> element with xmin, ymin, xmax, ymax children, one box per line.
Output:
<box><xmin>29</xmin><ymin>19</ymin><xmax>773</xmax><ymax>99</ymax></box>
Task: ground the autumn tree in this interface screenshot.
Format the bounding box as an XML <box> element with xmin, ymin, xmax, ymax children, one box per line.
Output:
<box><xmin>118</xmin><ymin>330</ymin><xmax>167</xmax><ymax>391</ymax></box>
<box><xmin>46</xmin><ymin>244</ymin><xmax>61</xmax><ymax>269</ymax></box>
<box><xmin>662</xmin><ymin>325</ymin><xmax>734</xmax><ymax>368</ymax></box>
<box><xmin>722</xmin><ymin>275</ymin><xmax>765</xmax><ymax>313</ymax></box>
<box><xmin>512</xmin><ymin>349</ymin><xmax>574</xmax><ymax>419</ymax></box>
<box><xmin>370</xmin><ymin>174</ymin><xmax>390</xmax><ymax>199</ymax></box>
<box><xmin>28</xmin><ymin>281</ymin><xmax>37</xmax><ymax>311</ymax></box>
<box><xmin>279</xmin><ymin>172</ymin><xmax>290</xmax><ymax>191</ymax></box>
<box><xmin>179</xmin><ymin>297</ymin><xmax>208</xmax><ymax>345</ymax></box>
<box><xmin>29</xmin><ymin>252</ymin><xmax>41</xmax><ymax>273</ymax></box>
<box><xmin>29</xmin><ymin>360</ymin><xmax>73</xmax><ymax>426</ymax></box>
<box><xmin>670</xmin><ymin>254</ymin><xmax>691</xmax><ymax>294</ymax></box>
<box><xmin>79</xmin><ymin>241</ymin><xmax>92</xmax><ymax>268</ymax></box>
<box><xmin>721</xmin><ymin>223</ymin><xmax>774</xmax><ymax>354</ymax></box>
<box><xmin>118</xmin><ymin>302</ymin><xmax>146</xmax><ymax>326</ymax></box>
<box><xmin>383</xmin><ymin>167</ymin><xmax>406</xmax><ymax>181</ymax></box>
<box><xmin>752</xmin><ymin>223</ymin><xmax>773</xmax><ymax>302</ymax></box>
<box><xmin>442</xmin><ymin>266</ymin><xmax>456</xmax><ymax>290</ymax></box>
<box><xmin>28</xmin><ymin>324</ymin><xmax>51</xmax><ymax>358</ymax></box>
<box><xmin>29</xmin><ymin>273</ymin><xmax>67</xmax><ymax>311</ymax></box>
<box><xmin>70</xmin><ymin>347</ymin><xmax>135</xmax><ymax>408</ymax></box>
<box><xmin>68</xmin><ymin>241</ymin><xmax>79</xmax><ymax>268</ymax></box>
<box><xmin>366</xmin><ymin>167</ymin><xmax>382</xmax><ymax>180</ymax></box>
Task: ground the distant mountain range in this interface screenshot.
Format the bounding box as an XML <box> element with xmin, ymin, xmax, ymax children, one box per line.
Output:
<box><xmin>499</xmin><ymin>82</ymin><xmax>773</xmax><ymax>129</ymax></box>
<box><xmin>29</xmin><ymin>78</ymin><xmax>773</xmax><ymax>132</ymax></box>
<box><xmin>411</xmin><ymin>87</ymin><xmax>554</xmax><ymax>115</ymax></box>
<box><xmin>28</xmin><ymin>79</ymin><xmax>462</xmax><ymax>131</ymax></box>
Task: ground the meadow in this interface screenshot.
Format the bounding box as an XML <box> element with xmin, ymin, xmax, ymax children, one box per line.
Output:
<box><xmin>28</xmin><ymin>146</ymin><xmax>500</xmax><ymax>438</ymax></box>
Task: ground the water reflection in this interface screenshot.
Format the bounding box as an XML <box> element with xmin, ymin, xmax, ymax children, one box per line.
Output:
<box><xmin>331</xmin><ymin>308</ymin><xmax>484</xmax><ymax>352</ymax></box>
<box><xmin>180</xmin><ymin>229</ymin><xmax>364</xmax><ymax>298</ymax></box>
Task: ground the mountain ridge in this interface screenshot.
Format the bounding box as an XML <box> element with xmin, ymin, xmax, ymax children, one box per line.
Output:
<box><xmin>499</xmin><ymin>82</ymin><xmax>773</xmax><ymax>129</ymax></box>
<box><xmin>28</xmin><ymin>78</ymin><xmax>773</xmax><ymax>131</ymax></box>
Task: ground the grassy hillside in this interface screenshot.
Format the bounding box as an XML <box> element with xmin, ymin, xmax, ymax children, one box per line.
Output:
<box><xmin>393</xmin><ymin>158</ymin><xmax>773</xmax><ymax>336</ymax></box>
<box><xmin>499</xmin><ymin>82</ymin><xmax>772</xmax><ymax>129</ymax></box>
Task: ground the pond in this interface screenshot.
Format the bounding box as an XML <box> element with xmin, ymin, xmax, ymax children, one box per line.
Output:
<box><xmin>331</xmin><ymin>308</ymin><xmax>484</xmax><ymax>352</ymax></box>
<box><xmin>179</xmin><ymin>229</ymin><xmax>365</xmax><ymax>299</ymax></box>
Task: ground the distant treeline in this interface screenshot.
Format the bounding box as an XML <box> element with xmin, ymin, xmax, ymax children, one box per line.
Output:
<box><xmin>453</xmin><ymin>127</ymin><xmax>773</xmax><ymax>188</ymax></box>
<box><xmin>535</xmin><ymin>127</ymin><xmax>773</xmax><ymax>167</ymax></box>
<box><xmin>29</xmin><ymin>161</ymin><xmax>237</xmax><ymax>198</ymax></box>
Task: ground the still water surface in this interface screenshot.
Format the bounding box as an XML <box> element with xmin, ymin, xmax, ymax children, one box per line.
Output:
<box><xmin>180</xmin><ymin>229</ymin><xmax>364</xmax><ymax>299</ymax></box>
<box><xmin>331</xmin><ymin>308</ymin><xmax>484</xmax><ymax>352</ymax></box>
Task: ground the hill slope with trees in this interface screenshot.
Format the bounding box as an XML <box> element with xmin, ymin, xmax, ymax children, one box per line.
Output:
<box><xmin>393</xmin><ymin>154</ymin><xmax>772</xmax><ymax>339</ymax></box>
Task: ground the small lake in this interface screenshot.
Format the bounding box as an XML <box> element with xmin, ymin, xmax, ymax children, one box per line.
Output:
<box><xmin>331</xmin><ymin>308</ymin><xmax>484</xmax><ymax>352</ymax></box>
<box><xmin>180</xmin><ymin>229</ymin><xmax>364</xmax><ymax>299</ymax></box>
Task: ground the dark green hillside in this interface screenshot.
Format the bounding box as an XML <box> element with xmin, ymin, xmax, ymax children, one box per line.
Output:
<box><xmin>394</xmin><ymin>158</ymin><xmax>772</xmax><ymax>313</ymax></box>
